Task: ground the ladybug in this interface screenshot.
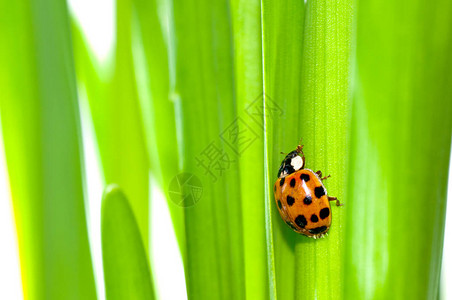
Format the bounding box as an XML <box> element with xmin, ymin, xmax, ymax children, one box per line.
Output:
<box><xmin>274</xmin><ymin>144</ymin><xmax>342</xmax><ymax>238</ymax></box>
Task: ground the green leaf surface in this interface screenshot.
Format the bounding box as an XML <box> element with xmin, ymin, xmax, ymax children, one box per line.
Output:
<box><xmin>344</xmin><ymin>0</ymin><xmax>452</xmax><ymax>298</ymax></box>
<box><xmin>294</xmin><ymin>0</ymin><xmax>353</xmax><ymax>299</ymax></box>
<box><xmin>229</xmin><ymin>0</ymin><xmax>275</xmax><ymax>298</ymax></box>
<box><xmin>101</xmin><ymin>185</ymin><xmax>155</xmax><ymax>300</ymax></box>
<box><xmin>262</xmin><ymin>0</ymin><xmax>353</xmax><ymax>299</ymax></box>
<box><xmin>170</xmin><ymin>0</ymin><xmax>246</xmax><ymax>298</ymax></box>
<box><xmin>0</xmin><ymin>0</ymin><xmax>96</xmax><ymax>298</ymax></box>
<box><xmin>261</xmin><ymin>1</ymin><xmax>305</xmax><ymax>299</ymax></box>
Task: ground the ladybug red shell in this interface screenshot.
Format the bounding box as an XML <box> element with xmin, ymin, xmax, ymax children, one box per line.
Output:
<box><xmin>274</xmin><ymin>145</ymin><xmax>342</xmax><ymax>238</ymax></box>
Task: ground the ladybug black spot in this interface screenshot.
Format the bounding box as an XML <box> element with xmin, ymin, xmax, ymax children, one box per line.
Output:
<box><xmin>295</xmin><ymin>215</ymin><xmax>307</xmax><ymax>228</ymax></box>
<box><xmin>300</xmin><ymin>173</ymin><xmax>310</xmax><ymax>182</ymax></box>
<box><xmin>308</xmin><ymin>226</ymin><xmax>327</xmax><ymax>234</ymax></box>
<box><xmin>319</xmin><ymin>207</ymin><xmax>330</xmax><ymax>219</ymax></box>
<box><xmin>310</xmin><ymin>214</ymin><xmax>319</xmax><ymax>223</ymax></box>
<box><xmin>286</xmin><ymin>195</ymin><xmax>295</xmax><ymax>206</ymax></box>
<box><xmin>314</xmin><ymin>186</ymin><xmax>325</xmax><ymax>198</ymax></box>
<box><xmin>303</xmin><ymin>195</ymin><xmax>312</xmax><ymax>205</ymax></box>
<box><xmin>280</xmin><ymin>177</ymin><xmax>285</xmax><ymax>186</ymax></box>
<box><xmin>277</xmin><ymin>200</ymin><xmax>282</xmax><ymax>209</ymax></box>
<box><xmin>290</xmin><ymin>178</ymin><xmax>296</xmax><ymax>188</ymax></box>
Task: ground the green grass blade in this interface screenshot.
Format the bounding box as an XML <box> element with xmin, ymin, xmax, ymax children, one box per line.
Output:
<box><xmin>71</xmin><ymin>0</ymin><xmax>150</xmax><ymax>247</ymax></box>
<box><xmin>0</xmin><ymin>0</ymin><xmax>97</xmax><ymax>298</ymax></box>
<box><xmin>261</xmin><ymin>1</ymin><xmax>305</xmax><ymax>299</ymax></box>
<box><xmin>101</xmin><ymin>185</ymin><xmax>155</xmax><ymax>300</ymax></box>
<box><xmin>344</xmin><ymin>0</ymin><xmax>452</xmax><ymax>298</ymax></box>
<box><xmin>229</xmin><ymin>1</ymin><xmax>276</xmax><ymax>298</ymax></box>
<box><xmin>131</xmin><ymin>0</ymin><xmax>186</xmax><ymax>254</ymax></box>
<box><xmin>132</xmin><ymin>0</ymin><xmax>176</xmax><ymax>187</ymax></box>
<box><xmin>295</xmin><ymin>0</ymin><xmax>353</xmax><ymax>298</ymax></box>
<box><xmin>170</xmin><ymin>0</ymin><xmax>246</xmax><ymax>298</ymax></box>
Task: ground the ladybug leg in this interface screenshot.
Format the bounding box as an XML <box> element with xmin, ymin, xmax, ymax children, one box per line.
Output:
<box><xmin>316</xmin><ymin>170</ymin><xmax>331</xmax><ymax>181</ymax></box>
<box><xmin>328</xmin><ymin>196</ymin><xmax>343</xmax><ymax>206</ymax></box>
<box><xmin>321</xmin><ymin>174</ymin><xmax>331</xmax><ymax>181</ymax></box>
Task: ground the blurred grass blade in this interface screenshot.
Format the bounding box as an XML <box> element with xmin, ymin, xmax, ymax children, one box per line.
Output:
<box><xmin>170</xmin><ymin>0</ymin><xmax>246</xmax><ymax>298</ymax></box>
<box><xmin>344</xmin><ymin>0</ymin><xmax>452</xmax><ymax>298</ymax></box>
<box><xmin>102</xmin><ymin>185</ymin><xmax>155</xmax><ymax>300</ymax></box>
<box><xmin>132</xmin><ymin>0</ymin><xmax>176</xmax><ymax>187</ymax></box>
<box><xmin>296</xmin><ymin>0</ymin><xmax>353</xmax><ymax>298</ymax></box>
<box><xmin>0</xmin><ymin>0</ymin><xmax>97</xmax><ymax>298</ymax></box>
<box><xmin>71</xmin><ymin>0</ymin><xmax>150</xmax><ymax>247</ymax></box>
<box><xmin>131</xmin><ymin>0</ymin><xmax>185</xmax><ymax>253</ymax></box>
<box><xmin>261</xmin><ymin>1</ymin><xmax>305</xmax><ymax>299</ymax></box>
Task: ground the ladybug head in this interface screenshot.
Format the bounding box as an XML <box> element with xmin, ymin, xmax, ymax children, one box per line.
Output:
<box><xmin>277</xmin><ymin>145</ymin><xmax>305</xmax><ymax>178</ymax></box>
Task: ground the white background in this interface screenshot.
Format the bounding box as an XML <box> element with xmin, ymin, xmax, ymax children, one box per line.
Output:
<box><xmin>0</xmin><ymin>1</ymin><xmax>451</xmax><ymax>298</ymax></box>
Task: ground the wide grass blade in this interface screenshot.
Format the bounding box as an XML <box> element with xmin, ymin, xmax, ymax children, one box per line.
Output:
<box><xmin>170</xmin><ymin>0</ymin><xmax>246</xmax><ymax>298</ymax></box>
<box><xmin>261</xmin><ymin>1</ymin><xmax>305</xmax><ymax>299</ymax></box>
<box><xmin>278</xmin><ymin>0</ymin><xmax>353</xmax><ymax>298</ymax></box>
<box><xmin>0</xmin><ymin>0</ymin><xmax>96</xmax><ymax>298</ymax></box>
<box><xmin>344</xmin><ymin>0</ymin><xmax>452</xmax><ymax>298</ymax></box>
<box><xmin>101</xmin><ymin>185</ymin><xmax>155</xmax><ymax>300</ymax></box>
<box><xmin>229</xmin><ymin>0</ymin><xmax>276</xmax><ymax>298</ymax></box>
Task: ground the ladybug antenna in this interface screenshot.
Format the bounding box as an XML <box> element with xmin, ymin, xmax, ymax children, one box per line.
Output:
<box><xmin>296</xmin><ymin>144</ymin><xmax>304</xmax><ymax>155</ymax></box>
<box><xmin>296</xmin><ymin>143</ymin><xmax>306</xmax><ymax>168</ymax></box>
